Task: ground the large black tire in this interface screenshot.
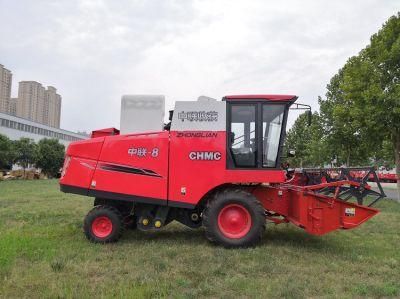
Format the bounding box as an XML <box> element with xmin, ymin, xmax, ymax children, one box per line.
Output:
<box><xmin>84</xmin><ymin>205</ymin><xmax>124</xmax><ymax>243</ymax></box>
<box><xmin>203</xmin><ymin>189</ymin><xmax>265</xmax><ymax>248</ymax></box>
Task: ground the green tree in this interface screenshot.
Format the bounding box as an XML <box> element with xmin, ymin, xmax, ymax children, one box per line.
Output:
<box><xmin>0</xmin><ymin>134</ymin><xmax>15</xmax><ymax>170</ymax></box>
<box><xmin>285</xmin><ymin>111</ymin><xmax>328</xmax><ymax>167</ymax></box>
<box><xmin>285</xmin><ymin>113</ymin><xmax>310</xmax><ymax>167</ymax></box>
<box><xmin>320</xmin><ymin>13</ymin><xmax>400</xmax><ymax>200</ymax></box>
<box><xmin>35</xmin><ymin>139</ymin><xmax>65</xmax><ymax>178</ymax></box>
<box><xmin>361</xmin><ymin>14</ymin><xmax>400</xmax><ymax>200</ymax></box>
<box><xmin>14</xmin><ymin>138</ymin><xmax>37</xmax><ymax>176</ymax></box>
<box><xmin>320</xmin><ymin>75</ymin><xmax>370</xmax><ymax>167</ymax></box>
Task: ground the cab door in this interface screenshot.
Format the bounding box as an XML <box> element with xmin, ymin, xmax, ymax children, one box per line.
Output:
<box><xmin>226</xmin><ymin>101</ymin><xmax>287</xmax><ymax>169</ymax></box>
<box><xmin>227</xmin><ymin>104</ymin><xmax>257</xmax><ymax>168</ymax></box>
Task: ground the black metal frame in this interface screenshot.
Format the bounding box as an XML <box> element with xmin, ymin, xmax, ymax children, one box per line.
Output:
<box><xmin>60</xmin><ymin>184</ymin><xmax>196</xmax><ymax>209</ymax></box>
<box><xmin>301</xmin><ymin>167</ymin><xmax>386</xmax><ymax>207</ymax></box>
<box><xmin>290</xmin><ymin>103</ymin><xmax>311</xmax><ymax>111</ymax></box>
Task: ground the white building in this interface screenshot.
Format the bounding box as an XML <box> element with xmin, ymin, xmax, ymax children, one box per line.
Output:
<box><xmin>0</xmin><ymin>112</ymin><xmax>87</xmax><ymax>146</ymax></box>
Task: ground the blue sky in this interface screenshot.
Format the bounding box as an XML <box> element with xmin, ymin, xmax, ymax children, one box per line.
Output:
<box><xmin>0</xmin><ymin>0</ymin><xmax>398</xmax><ymax>132</ymax></box>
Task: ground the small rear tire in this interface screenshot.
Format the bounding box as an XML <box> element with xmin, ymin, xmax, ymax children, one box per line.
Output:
<box><xmin>203</xmin><ymin>189</ymin><xmax>265</xmax><ymax>248</ymax></box>
<box><xmin>94</xmin><ymin>198</ymin><xmax>136</xmax><ymax>230</ymax></box>
<box><xmin>84</xmin><ymin>205</ymin><xmax>124</xmax><ymax>243</ymax></box>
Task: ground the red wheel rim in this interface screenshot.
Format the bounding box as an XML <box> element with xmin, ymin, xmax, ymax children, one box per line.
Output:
<box><xmin>92</xmin><ymin>216</ymin><xmax>113</xmax><ymax>238</ymax></box>
<box><xmin>217</xmin><ymin>204</ymin><xmax>252</xmax><ymax>239</ymax></box>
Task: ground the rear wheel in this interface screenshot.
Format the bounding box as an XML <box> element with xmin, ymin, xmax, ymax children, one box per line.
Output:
<box><xmin>84</xmin><ymin>205</ymin><xmax>124</xmax><ymax>243</ymax></box>
<box><xmin>203</xmin><ymin>189</ymin><xmax>265</xmax><ymax>248</ymax></box>
<box><xmin>94</xmin><ymin>198</ymin><xmax>136</xmax><ymax>229</ymax></box>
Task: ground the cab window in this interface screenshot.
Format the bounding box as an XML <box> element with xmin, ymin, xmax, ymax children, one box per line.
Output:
<box><xmin>229</xmin><ymin>105</ymin><xmax>256</xmax><ymax>167</ymax></box>
<box><xmin>262</xmin><ymin>104</ymin><xmax>285</xmax><ymax>167</ymax></box>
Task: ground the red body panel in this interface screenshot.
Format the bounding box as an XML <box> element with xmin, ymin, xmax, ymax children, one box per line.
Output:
<box><xmin>60</xmin><ymin>138</ymin><xmax>104</xmax><ymax>189</ymax></box>
<box><xmin>91</xmin><ymin>131</ymin><xmax>169</xmax><ymax>201</ymax></box>
<box><xmin>168</xmin><ymin>131</ymin><xmax>285</xmax><ymax>205</ymax></box>
<box><xmin>62</xmin><ymin>130</ymin><xmax>285</xmax><ymax>205</ymax></box>
<box><xmin>66</xmin><ymin>137</ymin><xmax>105</xmax><ymax>160</ymax></box>
<box><xmin>60</xmin><ymin>157</ymin><xmax>96</xmax><ymax>189</ymax></box>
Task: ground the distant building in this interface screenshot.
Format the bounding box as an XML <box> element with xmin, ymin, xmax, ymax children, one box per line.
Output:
<box><xmin>44</xmin><ymin>86</ymin><xmax>61</xmax><ymax>128</ymax></box>
<box><xmin>16</xmin><ymin>81</ymin><xmax>62</xmax><ymax>128</ymax></box>
<box><xmin>0</xmin><ymin>64</ymin><xmax>12</xmax><ymax>114</ymax></box>
<box><xmin>0</xmin><ymin>64</ymin><xmax>81</xmax><ymax>143</ymax></box>
<box><xmin>17</xmin><ymin>81</ymin><xmax>45</xmax><ymax>123</ymax></box>
<box><xmin>9</xmin><ymin>98</ymin><xmax>17</xmax><ymax>116</ymax></box>
<box><xmin>0</xmin><ymin>112</ymin><xmax>87</xmax><ymax>146</ymax></box>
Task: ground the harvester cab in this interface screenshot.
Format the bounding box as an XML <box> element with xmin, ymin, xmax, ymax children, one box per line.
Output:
<box><xmin>60</xmin><ymin>94</ymin><xmax>385</xmax><ymax>247</ymax></box>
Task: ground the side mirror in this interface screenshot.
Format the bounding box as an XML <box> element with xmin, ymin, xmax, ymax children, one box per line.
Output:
<box><xmin>289</xmin><ymin>103</ymin><xmax>312</xmax><ymax>126</ymax></box>
<box><xmin>288</xmin><ymin>150</ymin><xmax>296</xmax><ymax>157</ymax></box>
<box><xmin>307</xmin><ymin>110</ymin><xmax>312</xmax><ymax>126</ymax></box>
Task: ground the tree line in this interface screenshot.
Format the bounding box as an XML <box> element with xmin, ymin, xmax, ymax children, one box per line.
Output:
<box><xmin>0</xmin><ymin>134</ymin><xmax>65</xmax><ymax>178</ymax></box>
<box><xmin>285</xmin><ymin>13</ymin><xmax>400</xmax><ymax>186</ymax></box>
<box><xmin>286</xmin><ymin>13</ymin><xmax>400</xmax><ymax>174</ymax></box>
<box><xmin>285</xmin><ymin>109</ymin><xmax>394</xmax><ymax>168</ymax></box>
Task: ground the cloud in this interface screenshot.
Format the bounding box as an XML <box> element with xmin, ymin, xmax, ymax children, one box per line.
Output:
<box><xmin>0</xmin><ymin>0</ymin><xmax>398</xmax><ymax>131</ymax></box>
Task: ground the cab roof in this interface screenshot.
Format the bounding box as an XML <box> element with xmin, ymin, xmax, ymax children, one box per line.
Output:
<box><xmin>224</xmin><ymin>94</ymin><xmax>297</xmax><ymax>102</ymax></box>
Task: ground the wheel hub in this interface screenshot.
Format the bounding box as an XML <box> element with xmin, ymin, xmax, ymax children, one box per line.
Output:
<box><xmin>92</xmin><ymin>216</ymin><xmax>113</xmax><ymax>238</ymax></box>
<box><xmin>217</xmin><ymin>204</ymin><xmax>252</xmax><ymax>239</ymax></box>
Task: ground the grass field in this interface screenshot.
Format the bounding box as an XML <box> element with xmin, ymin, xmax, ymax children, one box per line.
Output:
<box><xmin>0</xmin><ymin>180</ymin><xmax>399</xmax><ymax>298</ymax></box>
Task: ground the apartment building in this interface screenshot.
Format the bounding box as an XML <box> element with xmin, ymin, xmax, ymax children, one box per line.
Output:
<box><xmin>17</xmin><ymin>81</ymin><xmax>44</xmax><ymax>121</ymax></box>
<box><xmin>16</xmin><ymin>81</ymin><xmax>62</xmax><ymax>128</ymax></box>
<box><xmin>9</xmin><ymin>98</ymin><xmax>17</xmax><ymax>116</ymax></box>
<box><xmin>0</xmin><ymin>64</ymin><xmax>12</xmax><ymax>114</ymax></box>
<box><xmin>44</xmin><ymin>86</ymin><xmax>61</xmax><ymax>128</ymax></box>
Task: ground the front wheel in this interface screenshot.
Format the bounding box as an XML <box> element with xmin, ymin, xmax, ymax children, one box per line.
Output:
<box><xmin>203</xmin><ymin>189</ymin><xmax>265</xmax><ymax>248</ymax></box>
<box><xmin>84</xmin><ymin>205</ymin><xmax>124</xmax><ymax>243</ymax></box>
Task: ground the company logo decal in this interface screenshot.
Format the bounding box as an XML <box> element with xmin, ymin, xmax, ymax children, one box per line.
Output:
<box><xmin>189</xmin><ymin>151</ymin><xmax>222</xmax><ymax>161</ymax></box>
<box><xmin>128</xmin><ymin>147</ymin><xmax>159</xmax><ymax>158</ymax></box>
<box><xmin>177</xmin><ymin>132</ymin><xmax>218</xmax><ymax>138</ymax></box>
<box><xmin>178</xmin><ymin>111</ymin><xmax>218</xmax><ymax>122</ymax></box>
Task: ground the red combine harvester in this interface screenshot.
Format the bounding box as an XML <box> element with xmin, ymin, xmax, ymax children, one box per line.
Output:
<box><xmin>371</xmin><ymin>169</ymin><xmax>397</xmax><ymax>183</ymax></box>
<box><xmin>60</xmin><ymin>95</ymin><xmax>385</xmax><ymax>247</ymax></box>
